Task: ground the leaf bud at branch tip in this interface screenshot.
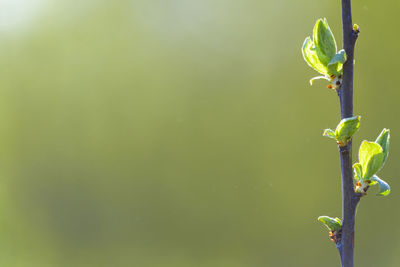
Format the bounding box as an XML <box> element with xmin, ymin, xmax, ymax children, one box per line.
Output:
<box><xmin>353</xmin><ymin>24</ymin><xmax>360</xmax><ymax>34</ymax></box>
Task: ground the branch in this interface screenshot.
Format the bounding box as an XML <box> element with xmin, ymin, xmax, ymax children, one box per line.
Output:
<box><xmin>336</xmin><ymin>144</ymin><xmax>361</xmax><ymax>267</ymax></box>
<box><xmin>337</xmin><ymin>0</ymin><xmax>360</xmax><ymax>266</ymax></box>
<box><xmin>338</xmin><ymin>0</ymin><xmax>358</xmax><ymax>119</ymax></box>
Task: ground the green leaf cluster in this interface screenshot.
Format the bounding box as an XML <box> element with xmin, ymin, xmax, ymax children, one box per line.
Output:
<box><xmin>353</xmin><ymin>129</ymin><xmax>391</xmax><ymax>196</ymax></box>
<box><xmin>302</xmin><ymin>18</ymin><xmax>347</xmax><ymax>85</ymax></box>
<box><xmin>318</xmin><ymin>216</ymin><xmax>342</xmax><ymax>232</ymax></box>
<box><xmin>323</xmin><ymin>116</ymin><xmax>360</xmax><ymax>145</ymax></box>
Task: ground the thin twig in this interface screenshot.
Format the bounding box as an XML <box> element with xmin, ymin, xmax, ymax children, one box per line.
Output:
<box><xmin>337</xmin><ymin>0</ymin><xmax>360</xmax><ymax>266</ymax></box>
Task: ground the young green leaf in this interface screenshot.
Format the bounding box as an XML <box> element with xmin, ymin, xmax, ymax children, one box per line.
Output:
<box><xmin>313</xmin><ymin>18</ymin><xmax>337</xmax><ymax>60</ymax></box>
<box><xmin>318</xmin><ymin>216</ymin><xmax>342</xmax><ymax>232</ymax></box>
<box><xmin>302</xmin><ymin>37</ymin><xmax>329</xmax><ymax>75</ymax></box>
<box><xmin>310</xmin><ymin>76</ymin><xmax>330</xmax><ymax>85</ymax></box>
<box><xmin>335</xmin><ymin>116</ymin><xmax>360</xmax><ymax>144</ymax></box>
<box><xmin>323</xmin><ymin>128</ymin><xmax>336</xmax><ymax>139</ymax></box>
<box><xmin>359</xmin><ymin>141</ymin><xmax>384</xmax><ymax>179</ymax></box>
<box><xmin>370</xmin><ymin>175</ymin><xmax>390</xmax><ymax>196</ymax></box>
<box><xmin>353</xmin><ymin>163</ymin><xmax>362</xmax><ymax>181</ymax></box>
<box><xmin>327</xmin><ymin>49</ymin><xmax>347</xmax><ymax>75</ymax></box>
<box><xmin>328</xmin><ymin>49</ymin><xmax>347</xmax><ymax>66</ymax></box>
<box><xmin>375</xmin><ymin>129</ymin><xmax>390</xmax><ymax>169</ymax></box>
<box><xmin>302</xmin><ymin>18</ymin><xmax>345</xmax><ymax>78</ymax></box>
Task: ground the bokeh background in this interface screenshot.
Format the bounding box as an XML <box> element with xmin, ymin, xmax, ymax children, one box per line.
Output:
<box><xmin>0</xmin><ymin>0</ymin><xmax>398</xmax><ymax>266</ymax></box>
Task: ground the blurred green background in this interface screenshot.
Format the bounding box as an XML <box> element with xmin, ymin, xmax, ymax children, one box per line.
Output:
<box><xmin>0</xmin><ymin>0</ymin><xmax>398</xmax><ymax>266</ymax></box>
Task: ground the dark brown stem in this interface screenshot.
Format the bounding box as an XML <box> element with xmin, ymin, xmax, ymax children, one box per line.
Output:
<box><xmin>337</xmin><ymin>0</ymin><xmax>360</xmax><ymax>266</ymax></box>
<box><xmin>336</xmin><ymin>144</ymin><xmax>361</xmax><ymax>267</ymax></box>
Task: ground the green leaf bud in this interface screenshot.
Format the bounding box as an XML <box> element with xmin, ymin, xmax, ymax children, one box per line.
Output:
<box><xmin>335</xmin><ymin>116</ymin><xmax>360</xmax><ymax>145</ymax></box>
<box><xmin>318</xmin><ymin>216</ymin><xmax>342</xmax><ymax>232</ymax></box>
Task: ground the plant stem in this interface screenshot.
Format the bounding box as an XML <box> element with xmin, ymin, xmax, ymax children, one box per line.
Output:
<box><xmin>337</xmin><ymin>0</ymin><xmax>360</xmax><ymax>266</ymax></box>
<box><xmin>339</xmin><ymin>0</ymin><xmax>356</xmax><ymax>120</ymax></box>
<box><xmin>337</xmin><ymin>144</ymin><xmax>360</xmax><ymax>267</ymax></box>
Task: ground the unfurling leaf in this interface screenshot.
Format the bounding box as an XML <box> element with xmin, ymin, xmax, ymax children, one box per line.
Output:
<box><xmin>375</xmin><ymin>129</ymin><xmax>390</xmax><ymax>169</ymax></box>
<box><xmin>327</xmin><ymin>49</ymin><xmax>347</xmax><ymax>75</ymax></box>
<box><xmin>370</xmin><ymin>175</ymin><xmax>390</xmax><ymax>196</ymax></box>
<box><xmin>313</xmin><ymin>18</ymin><xmax>337</xmax><ymax>60</ymax></box>
<box><xmin>323</xmin><ymin>128</ymin><xmax>336</xmax><ymax>139</ymax></box>
<box><xmin>302</xmin><ymin>18</ymin><xmax>345</xmax><ymax>84</ymax></box>
<box><xmin>302</xmin><ymin>18</ymin><xmax>339</xmax><ymax>77</ymax></box>
<box><xmin>353</xmin><ymin>163</ymin><xmax>362</xmax><ymax>181</ymax></box>
<box><xmin>335</xmin><ymin>116</ymin><xmax>360</xmax><ymax>144</ymax></box>
<box><xmin>302</xmin><ymin>37</ymin><xmax>329</xmax><ymax>76</ymax></box>
<box><xmin>318</xmin><ymin>216</ymin><xmax>342</xmax><ymax>232</ymax></box>
<box><xmin>359</xmin><ymin>141</ymin><xmax>383</xmax><ymax>179</ymax></box>
<box><xmin>328</xmin><ymin>49</ymin><xmax>347</xmax><ymax>66</ymax></box>
<box><xmin>310</xmin><ymin>76</ymin><xmax>330</xmax><ymax>85</ymax></box>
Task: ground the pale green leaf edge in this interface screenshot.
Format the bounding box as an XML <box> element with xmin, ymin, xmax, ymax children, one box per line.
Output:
<box><xmin>370</xmin><ymin>175</ymin><xmax>390</xmax><ymax>196</ymax></box>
